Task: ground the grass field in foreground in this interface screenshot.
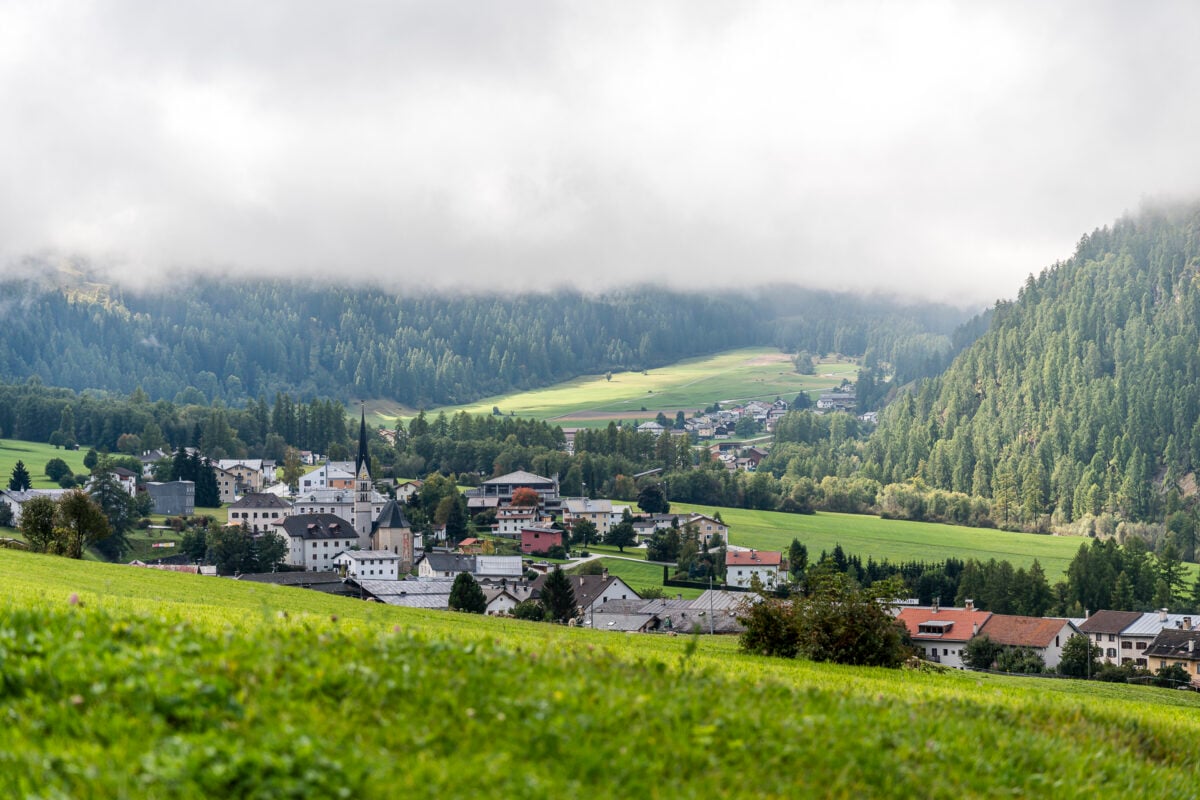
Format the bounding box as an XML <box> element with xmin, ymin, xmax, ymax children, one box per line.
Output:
<box><xmin>0</xmin><ymin>439</ymin><xmax>90</xmax><ymax>489</ymax></box>
<box><xmin>368</xmin><ymin>348</ymin><xmax>858</xmax><ymax>426</ymax></box>
<box><xmin>675</xmin><ymin>504</ymin><xmax>1091</xmax><ymax>578</ymax></box>
<box><xmin>3</xmin><ymin>549</ymin><xmax>1200</xmax><ymax>798</ymax></box>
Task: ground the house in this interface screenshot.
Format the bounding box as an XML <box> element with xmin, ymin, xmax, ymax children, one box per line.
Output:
<box><xmin>215</xmin><ymin>460</ymin><xmax>267</xmax><ymax>494</ymax></box>
<box><xmin>493</xmin><ymin>505</ymin><xmax>542</xmax><ymax>537</ymax></box>
<box><xmin>372</xmin><ymin>500</ymin><xmax>416</xmax><ymax>572</ymax></box>
<box><xmin>277</xmin><ymin>513</ymin><xmax>360</xmax><ymax>572</ymax></box>
<box><xmin>896</xmin><ymin>604</ymin><xmax>993</xmax><ymax>669</ymax></box>
<box><xmin>816</xmin><ymin>391</ymin><xmax>857</xmax><ymax>412</ymax></box>
<box><xmin>456</xmin><ymin>537</ymin><xmax>484</xmax><ymax>554</ymax></box>
<box><xmin>138</xmin><ymin>449</ymin><xmax>170</xmax><ymax>478</ymax></box>
<box><xmin>483</xmin><ymin>583</ymin><xmax>535</xmax><ymax>616</ymax></box>
<box><xmin>334</xmin><ymin>550</ymin><xmax>403</xmax><ymax>581</ymax></box>
<box><xmin>298</xmin><ymin>461</ymin><xmax>356</xmax><ymax>492</ymax></box>
<box><xmin>520</xmin><ymin>526</ymin><xmax>563</xmax><ymax>555</ymax></box>
<box><xmin>1142</xmin><ymin>623</ymin><xmax>1200</xmax><ymax>683</ymax></box>
<box><xmin>0</xmin><ymin>489</ymin><xmax>70</xmax><ymax>526</ymax></box>
<box><xmin>588</xmin><ymin>598</ymin><xmax>662</xmax><ymax>633</ymax></box>
<box><xmin>725</xmin><ymin>549</ymin><xmax>782</xmax><ymax>589</ymax></box>
<box><xmin>465</xmin><ymin>470</ymin><xmax>560</xmax><ymax>512</ymax></box>
<box><xmin>395</xmin><ymin>479</ymin><xmax>423</xmax><ymax>502</ymax></box>
<box><xmin>636</xmin><ymin>590</ymin><xmax>755</xmax><ymax>634</ymax></box>
<box><xmin>109</xmin><ymin>467</ymin><xmax>139</xmax><ymax>496</ymax></box>
<box><xmin>637</xmin><ymin>420</ymin><xmax>665</xmax><ymax>435</ymax></box>
<box><xmin>212</xmin><ymin>465</ymin><xmax>240</xmax><ymax>504</ymax></box>
<box><xmin>1118</xmin><ymin>610</ymin><xmax>1200</xmax><ymax>668</ymax></box>
<box><xmin>416</xmin><ymin>553</ymin><xmax>523</xmax><ymax>581</ymax></box>
<box><xmin>1076</xmin><ymin>610</ymin><xmax>1144</xmax><ymax>666</ymax></box>
<box><xmin>976</xmin><ymin>614</ymin><xmax>1079</xmax><ymax>669</ymax></box>
<box><xmin>293</xmin><ymin>488</ymin><xmax>388</xmax><ymax>536</ymax></box>
<box><xmin>146</xmin><ymin>481</ymin><xmax>195</xmax><ymax>516</ymax></box>
<box><xmin>530</xmin><ymin>572</ymin><xmax>640</xmax><ymax>617</ymax></box>
<box><xmin>227</xmin><ymin>493</ymin><xmax>292</xmax><ymax>534</ymax></box>
<box><xmin>562</xmin><ymin>498</ymin><xmax>616</xmax><ymax>536</ymax></box>
<box><xmin>687</xmin><ymin>513</ymin><xmax>728</xmax><ymax>547</ymax></box>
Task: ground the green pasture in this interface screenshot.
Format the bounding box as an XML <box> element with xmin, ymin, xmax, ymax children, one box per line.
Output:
<box><xmin>370</xmin><ymin>348</ymin><xmax>858</xmax><ymax>426</ymax></box>
<box><xmin>675</xmin><ymin>504</ymin><xmax>1091</xmax><ymax>578</ymax></box>
<box><xmin>3</xmin><ymin>549</ymin><xmax>1200</xmax><ymax>797</ymax></box>
<box><xmin>590</xmin><ymin>557</ymin><xmax>704</xmax><ymax>599</ymax></box>
<box><xmin>0</xmin><ymin>439</ymin><xmax>90</xmax><ymax>489</ymax></box>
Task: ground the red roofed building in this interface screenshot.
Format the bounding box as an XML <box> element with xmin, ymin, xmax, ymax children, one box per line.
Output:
<box><xmin>896</xmin><ymin>603</ymin><xmax>993</xmax><ymax>669</ymax></box>
<box><xmin>726</xmin><ymin>549</ymin><xmax>782</xmax><ymax>589</ymax></box>
<box><xmin>977</xmin><ymin>614</ymin><xmax>1079</xmax><ymax>670</ymax></box>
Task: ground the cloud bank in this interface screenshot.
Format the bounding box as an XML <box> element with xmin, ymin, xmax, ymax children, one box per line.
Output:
<box><xmin>2</xmin><ymin>1</ymin><xmax>1199</xmax><ymax>305</ymax></box>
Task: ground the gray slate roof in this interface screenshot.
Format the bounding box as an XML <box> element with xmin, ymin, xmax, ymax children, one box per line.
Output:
<box><xmin>1077</xmin><ymin>610</ymin><xmax>1143</xmax><ymax>635</ymax></box>
<box><xmin>278</xmin><ymin>513</ymin><xmax>357</xmax><ymax>540</ymax></box>
<box><xmin>230</xmin><ymin>493</ymin><xmax>292</xmax><ymax>510</ymax></box>
<box><xmin>373</xmin><ymin>500</ymin><xmax>412</xmax><ymax>532</ymax></box>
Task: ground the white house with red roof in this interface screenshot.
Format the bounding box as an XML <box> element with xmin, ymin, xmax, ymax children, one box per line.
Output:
<box><xmin>726</xmin><ymin>549</ymin><xmax>782</xmax><ymax>589</ymax></box>
<box><xmin>896</xmin><ymin>602</ymin><xmax>993</xmax><ymax>669</ymax></box>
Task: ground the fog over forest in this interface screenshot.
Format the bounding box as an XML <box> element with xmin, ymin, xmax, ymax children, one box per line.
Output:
<box><xmin>2</xmin><ymin>2</ymin><xmax>1199</xmax><ymax>305</ymax></box>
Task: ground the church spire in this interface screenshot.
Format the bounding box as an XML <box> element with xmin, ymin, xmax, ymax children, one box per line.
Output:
<box><xmin>355</xmin><ymin>404</ymin><xmax>370</xmax><ymax>478</ymax></box>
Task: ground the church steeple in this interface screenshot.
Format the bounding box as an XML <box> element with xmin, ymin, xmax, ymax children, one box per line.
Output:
<box><xmin>353</xmin><ymin>404</ymin><xmax>374</xmax><ymax>544</ymax></box>
<box><xmin>355</xmin><ymin>405</ymin><xmax>370</xmax><ymax>479</ymax></box>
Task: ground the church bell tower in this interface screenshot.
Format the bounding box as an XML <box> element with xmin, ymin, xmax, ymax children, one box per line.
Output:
<box><xmin>353</xmin><ymin>406</ymin><xmax>373</xmax><ymax>545</ymax></box>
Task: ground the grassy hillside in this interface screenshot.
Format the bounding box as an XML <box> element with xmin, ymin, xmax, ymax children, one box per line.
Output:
<box><xmin>3</xmin><ymin>549</ymin><xmax>1200</xmax><ymax>797</ymax></box>
<box><xmin>369</xmin><ymin>348</ymin><xmax>858</xmax><ymax>426</ymax></box>
<box><xmin>0</xmin><ymin>439</ymin><xmax>89</xmax><ymax>489</ymax></box>
<box><xmin>675</xmin><ymin>504</ymin><xmax>1091</xmax><ymax>577</ymax></box>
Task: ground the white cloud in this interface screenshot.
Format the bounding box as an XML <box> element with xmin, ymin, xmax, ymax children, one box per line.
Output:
<box><xmin>0</xmin><ymin>1</ymin><xmax>1198</xmax><ymax>305</ymax></box>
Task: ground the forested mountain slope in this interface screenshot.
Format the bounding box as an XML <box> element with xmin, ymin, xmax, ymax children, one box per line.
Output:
<box><xmin>865</xmin><ymin>203</ymin><xmax>1200</xmax><ymax>524</ymax></box>
<box><xmin>0</xmin><ymin>271</ymin><xmax>969</xmax><ymax>407</ymax></box>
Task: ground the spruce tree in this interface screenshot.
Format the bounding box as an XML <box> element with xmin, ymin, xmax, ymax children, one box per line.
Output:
<box><xmin>540</xmin><ymin>567</ymin><xmax>577</xmax><ymax>622</ymax></box>
<box><xmin>8</xmin><ymin>460</ymin><xmax>31</xmax><ymax>491</ymax></box>
<box><xmin>448</xmin><ymin>572</ymin><xmax>487</xmax><ymax>614</ymax></box>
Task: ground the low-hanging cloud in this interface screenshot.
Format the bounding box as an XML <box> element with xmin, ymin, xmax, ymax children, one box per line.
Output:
<box><xmin>2</xmin><ymin>1</ymin><xmax>1199</xmax><ymax>306</ymax></box>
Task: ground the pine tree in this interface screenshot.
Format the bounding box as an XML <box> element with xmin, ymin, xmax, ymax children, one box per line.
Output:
<box><xmin>448</xmin><ymin>572</ymin><xmax>487</xmax><ymax>614</ymax></box>
<box><xmin>8</xmin><ymin>460</ymin><xmax>31</xmax><ymax>491</ymax></box>
<box><xmin>540</xmin><ymin>567</ymin><xmax>577</xmax><ymax>622</ymax></box>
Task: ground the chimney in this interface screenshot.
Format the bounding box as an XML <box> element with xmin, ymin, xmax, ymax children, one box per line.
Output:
<box><xmin>964</xmin><ymin>599</ymin><xmax>974</xmax><ymax>612</ymax></box>
<box><xmin>972</xmin><ymin>622</ymin><xmax>978</xmax><ymax>637</ymax></box>
<box><xmin>932</xmin><ymin>599</ymin><xmax>939</xmax><ymax>614</ymax></box>
<box><xmin>1186</xmin><ymin>617</ymin><xmax>1193</xmax><ymax>632</ymax></box>
<box><xmin>1160</xmin><ymin>608</ymin><xmax>1169</xmax><ymax>623</ymax></box>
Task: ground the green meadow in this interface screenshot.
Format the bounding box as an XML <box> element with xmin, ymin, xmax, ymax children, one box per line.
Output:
<box><xmin>370</xmin><ymin>347</ymin><xmax>858</xmax><ymax>426</ymax></box>
<box><xmin>3</xmin><ymin>548</ymin><xmax>1200</xmax><ymax>798</ymax></box>
<box><xmin>675</xmin><ymin>504</ymin><xmax>1091</xmax><ymax>578</ymax></box>
<box><xmin>0</xmin><ymin>438</ymin><xmax>90</xmax><ymax>489</ymax></box>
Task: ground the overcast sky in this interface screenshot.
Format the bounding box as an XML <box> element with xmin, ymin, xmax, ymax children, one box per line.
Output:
<box><xmin>2</xmin><ymin>1</ymin><xmax>1198</xmax><ymax>306</ymax></box>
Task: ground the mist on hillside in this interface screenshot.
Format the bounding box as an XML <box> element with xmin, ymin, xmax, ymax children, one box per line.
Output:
<box><xmin>2</xmin><ymin>2</ymin><xmax>1200</xmax><ymax>305</ymax></box>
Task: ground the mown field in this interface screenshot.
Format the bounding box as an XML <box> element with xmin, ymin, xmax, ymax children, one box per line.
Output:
<box><xmin>369</xmin><ymin>348</ymin><xmax>858</xmax><ymax>427</ymax></box>
<box><xmin>0</xmin><ymin>439</ymin><xmax>90</xmax><ymax>489</ymax></box>
<box><xmin>674</xmin><ymin>504</ymin><xmax>1091</xmax><ymax>578</ymax></box>
<box><xmin>2</xmin><ymin>549</ymin><xmax>1200</xmax><ymax>798</ymax></box>
<box><xmin>589</xmin><ymin>557</ymin><xmax>704</xmax><ymax>599</ymax></box>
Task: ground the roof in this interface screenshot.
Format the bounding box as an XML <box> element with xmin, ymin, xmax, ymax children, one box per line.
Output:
<box><xmin>419</xmin><ymin>553</ymin><xmax>477</xmax><ymax>573</ymax></box>
<box><xmin>0</xmin><ymin>489</ymin><xmax>70</xmax><ymax>503</ymax></box>
<box><xmin>1124</xmin><ymin>612</ymin><xmax>1200</xmax><ymax>637</ymax></box>
<box><xmin>229</xmin><ymin>492</ymin><xmax>292</xmax><ymax>510</ymax></box>
<box><xmin>217</xmin><ymin>459</ymin><xmax>265</xmax><ymax>471</ymax></box>
<box><xmin>1142</xmin><ymin>628</ymin><xmax>1200</xmax><ymax>661</ymax></box>
<box><xmin>564</xmin><ymin>498</ymin><xmax>614</xmax><ymax>514</ymax></box>
<box><xmin>373</xmin><ymin>500</ymin><xmax>412</xmax><ymax>531</ymax></box>
<box><xmin>726</xmin><ymin>550</ymin><xmax>782</xmax><ymax>567</ymax></box>
<box><xmin>1076</xmin><ymin>610</ymin><xmax>1143</xmax><ymax>636</ymax></box>
<box><xmin>358</xmin><ymin>578</ymin><xmax>454</xmax><ymax>608</ymax></box>
<box><xmin>335</xmin><ymin>550</ymin><xmax>402</xmax><ymax>562</ymax></box>
<box><xmin>235</xmin><ymin>571</ymin><xmax>345</xmax><ymax>586</ymax></box>
<box><xmin>277</xmin><ymin>514</ymin><xmax>357</xmax><ymax>541</ymax></box>
<box><xmin>530</xmin><ymin>573</ymin><xmax>640</xmax><ymax>611</ymax></box>
<box><xmin>482</xmin><ymin>470</ymin><xmax>555</xmax><ymax>486</ymax></box>
<box><xmin>895</xmin><ymin>608</ymin><xmax>993</xmax><ymax>642</ymax></box>
<box><xmin>978</xmin><ymin>615</ymin><xmax>1075</xmax><ymax>649</ymax></box>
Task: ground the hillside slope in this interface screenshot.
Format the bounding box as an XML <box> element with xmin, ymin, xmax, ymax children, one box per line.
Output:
<box><xmin>2</xmin><ymin>550</ymin><xmax>1200</xmax><ymax>797</ymax></box>
<box><xmin>866</xmin><ymin>202</ymin><xmax>1200</xmax><ymax>525</ymax></box>
<box><xmin>0</xmin><ymin>269</ymin><xmax>969</xmax><ymax>407</ymax></box>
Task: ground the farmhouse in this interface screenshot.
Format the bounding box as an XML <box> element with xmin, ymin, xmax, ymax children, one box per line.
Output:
<box><xmin>278</xmin><ymin>513</ymin><xmax>360</xmax><ymax>572</ymax></box>
<box><xmin>976</xmin><ymin>614</ymin><xmax>1078</xmax><ymax>669</ymax></box>
<box><xmin>725</xmin><ymin>549</ymin><xmax>781</xmax><ymax>589</ymax></box>
<box><xmin>0</xmin><ymin>489</ymin><xmax>71</xmax><ymax>525</ymax></box>
<box><xmin>896</xmin><ymin>604</ymin><xmax>993</xmax><ymax>670</ymax></box>
<box><xmin>1077</xmin><ymin>610</ymin><xmax>1144</xmax><ymax>666</ymax></box>
<box><xmin>334</xmin><ymin>550</ymin><xmax>403</xmax><ymax>581</ymax></box>
<box><xmin>227</xmin><ymin>492</ymin><xmax>292</xmax><ymax>534</ymax></box>
<box><xmin>1142</xmin><ymin>624</ymin><xmax>1200</xmax><ymax>683</ymax></box>
<box><xmin>530</xmin><ymin>572</ymin><xmax>640</xmax><ymax>617</ymax></box>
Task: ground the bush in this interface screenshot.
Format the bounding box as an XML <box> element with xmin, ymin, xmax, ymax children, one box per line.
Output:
<box><xmin>45</xmin><ymin>458</ymin><xmax>72</xmax><ymax>482</ymax></box>
<box><xmin>511</xmin><ymin>600</ymin><xmax>546</xmax><ymax>621</ymax></box>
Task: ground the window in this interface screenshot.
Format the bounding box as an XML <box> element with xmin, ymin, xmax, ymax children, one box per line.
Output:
<box><xmin>943</xmin><ymin>649</ymin><xmax>949</xmax><ymax>656</ymax></box>
<box><xmin>1107</xmin><ymin>648</ymin><xmax>1117</xmax><ymax>658</ymax></box>
<box><xmin>1109</xmin><ymin>634</ymin><xmax>1116</xmax><ymax>642</ymax></box>
<box><xmin>1136</xmin><ymin>642</ymin><xmax>1146</xmax><ymax>650</ymax></box>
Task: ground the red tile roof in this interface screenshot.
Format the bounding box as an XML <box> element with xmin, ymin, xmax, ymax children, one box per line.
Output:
<box><xmin>726</xmin><ymin>550</ymin><xmax>781</xmax><ymax>567</ymax></box>
<box><xmin>896</xmin><ymin>608</ymin><xmax>992</xmax><ymax>642</ymax></box>
<box><xmin>978</xmin><ymin>614</ymin><xmax>1074</xmax><ymax>649</ymax></box>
